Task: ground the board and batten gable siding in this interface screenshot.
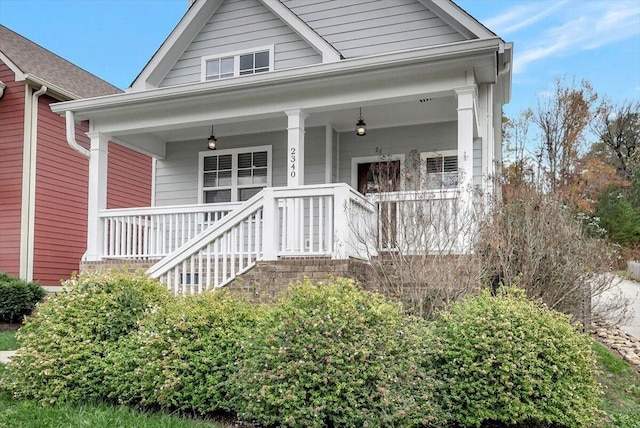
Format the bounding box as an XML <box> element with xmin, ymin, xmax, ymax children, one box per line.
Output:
<box><xmin>0</xmin><ymin>61</ymin><xmax>25</xmax><ymax>277</ymax></box>
<box><xmin>154</xmin><ymin>126</ymin><xmax>328</xmax><ymax>206</ymax></box>
<box><xmin>282</xmin><ymin>0</ymin><xmax>468</xmax><ymax>58</ymax></box>
<box><xmin>338</xmin><ymin>122</ymin><xmax>457</xmax><ymax>185</ymax></box>
<box><xmin>160</xmin><ymin>0</ymin><xmax>322</xmax><ymax>87</ymax></box>
<box><xmin>32</xmin><ymin>93</ymin><xmax>89</xmax><ymax>285</ymax></box>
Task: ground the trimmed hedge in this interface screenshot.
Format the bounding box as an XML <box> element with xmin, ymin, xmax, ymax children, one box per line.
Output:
<box><xmin>1</xmin><ymin>270</ymin><xmax>170</xmax><ymax>404</ymax></box>
<box><xmin>425</xmin><ymin>287</ymin><xmax>601</xmax><ymax>428</ymax></box>
<box><xmin>0</xmin><ymin>272</ymin><xmax>45</xmax><ymax>323</ymax></box>
<box><xmin>104</xmin><ymin>290</ymin><xmax>262</xmax><ymax>414</ymax></box>
<box><xmin>229</xmin><ymin>278</ymin><xmax>441</xmax><ymax>428</ymax></box>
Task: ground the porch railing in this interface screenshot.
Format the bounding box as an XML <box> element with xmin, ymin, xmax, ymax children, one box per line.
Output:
<box><xmin>99</xmin><ymin>203</ymin><xmax>241</xmax><ymax>259</ymax></box>
<box><xmin>144</xmin><ymin>184</ymin><xmax>375</xmax><ymax>294</ymax></box>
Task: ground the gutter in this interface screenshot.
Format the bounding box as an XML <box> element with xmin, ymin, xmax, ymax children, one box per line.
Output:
<box><xmin>19</xmin><ymin>85</ymin><xmax>48</xmax><ymax>281</ymax></box>
<box><xmin>65</xmin><ymin>111</ymin><xmax>90</xmax><ymax>158</ymax></box>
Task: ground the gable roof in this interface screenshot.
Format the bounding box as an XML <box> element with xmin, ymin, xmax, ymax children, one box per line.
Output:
<box><xmin>131</xmin><ymin>0</ymin><xmax>504</xmax><ymax>92</ymax></box>
<box><xmin>0</xmin><ymin>25</ymin><xmax>121</xmax><ymax>99</ymax></box>
<box><xmin>130</xmin><ymin>0</ymin><xmax>341</xmax><ymax>91</ymax></box>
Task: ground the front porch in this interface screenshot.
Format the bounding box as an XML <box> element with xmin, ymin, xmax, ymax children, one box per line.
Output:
<box><xmin>87</xmin><ymin>183</ymin><xmax>470</xmax><ymax>294</ymax></box>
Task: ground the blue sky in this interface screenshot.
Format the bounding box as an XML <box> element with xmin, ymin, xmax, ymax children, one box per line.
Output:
<box><xmin>1</xmin><ymin>0</ymin><xmax>639</xmax><ymax>121</ymax></box>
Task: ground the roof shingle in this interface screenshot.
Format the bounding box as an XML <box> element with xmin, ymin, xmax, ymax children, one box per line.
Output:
<box><xmin>0</xmin><ymin>24</ymin><xmax>121</xmax><ymax>99</ymax></box>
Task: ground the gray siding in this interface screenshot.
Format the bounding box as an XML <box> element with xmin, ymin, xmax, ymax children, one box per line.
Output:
<box><xmin>155</xmin><ymin>130</ymin><xmax>287</xmax><ymax>206</ymax></box>
<box><xmin>338</xmin><ymin>122</ymin><xmax>457</xmax><ymax>185</ymax></box>
<box><xmin>160</xmin><ymin>0</ymin><xmax>321</xmax><ymax>87</ymax></box>
<box><xmin>473</xmin><ymin>137</ymin><xmax>482</xmax><ymax>188</ymax></box>
<box><xmin>282</xmin><ymin>0</ymin><xmax>467</xmax><ymax>58</ymax></box>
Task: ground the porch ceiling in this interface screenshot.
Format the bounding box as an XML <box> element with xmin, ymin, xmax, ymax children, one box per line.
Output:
<box><xmin>144</xmin><ymin>96</ymin><xmax>458</xmax><ymax>144</ymax></box>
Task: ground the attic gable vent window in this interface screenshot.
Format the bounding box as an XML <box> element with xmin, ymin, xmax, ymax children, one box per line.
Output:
<box><xmin>202</xmin><ymin>46</ymin><xmax>274</xmax><ymax>81</ymax></box>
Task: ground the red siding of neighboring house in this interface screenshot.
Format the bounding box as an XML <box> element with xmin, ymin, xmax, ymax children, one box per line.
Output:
<box><xmin>107</xmin><ymin>143</ymin><xmax>152</xmax><ymax>209</ymax></box>
<box><xmin>31</xmin><ymin>95</ymin><xmax>153</xmax><ymax>286</ymax></box>
<box><xmin>31</xmin><ymin>94</ymin><xmax>90</xmax><ymax>285</ymax></box>
<box><xmin>0</xmin><ymin>61</ymin><xmax>25</xmax><ymax>277</ymax></box>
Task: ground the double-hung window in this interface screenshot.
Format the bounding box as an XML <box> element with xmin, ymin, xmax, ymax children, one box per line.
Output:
<box><xmin>202</xmin><ymin>46</ymin><xmax>273</xmax><ymax>81</ymax></box>
<box><xmin>199</xmin><ymin>146</ymin><xmax>271</xmax><ymax>203</ymax></box>
<box><xmin>421</xmin><ymin>150</ymin><xmax>459</xmax><ymax>190</ymax></box>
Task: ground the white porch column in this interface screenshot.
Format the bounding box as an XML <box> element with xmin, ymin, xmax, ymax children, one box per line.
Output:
<box><xmin>84</xmin><ymin>132</ymin><xmax>109</xmax><ymax>261</ymax></box>
<box><xmin>455</xmin><ymin>87</ymin><xmax>477</xmax><ymax>192</ymax></box>
<box><xmin>285</xmin><ymin>108</ymin><xmax>308</xmax><ymax>186</ymax></box>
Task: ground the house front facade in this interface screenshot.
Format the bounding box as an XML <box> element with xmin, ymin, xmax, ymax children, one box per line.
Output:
<box><xmin>50</xmin><ymin>0</ymin><xmax>512</xmax><ymax>294</ymax></box>
<box><xmin>0</xmin><ymin>25</ymin><xmax>152</xmax><ymax>287</ymax></box>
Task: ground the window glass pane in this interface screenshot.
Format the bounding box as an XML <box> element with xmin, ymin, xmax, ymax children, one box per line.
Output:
<box><xmin>238</xmin><ymin>152</ymin><xmax>252</xmax><ymax>168</ymax></box>
<box><xmin>239</xmin><ymin>53</ymin><xmax>253</xmax><ymax>73</ymax></box>
<box><xmin>255</xmin><ymin>51</ymin><xmax>269</xmax><ymax>70</ymax></box>
<box><xmin>220</xmin><ymin>57</ymin><xmax>234</xmax><ymax>77</ymax></box>
<box><xmin>253</xmin><ymin>151</ymin><xmax>268</xmax><ymax>167</ymax></box>
<box><xmin>218</xmin><ymin>154</ymin><xmax>232</xmax><ymax>170</ymax></box>
<box><xmin>237</xmin><ymin>169</ymin><xmax>252</xmax><ymax>185</ymax></box>
<box><xmin>205</xmin><ymin>189</ymin><xmax>231</xmax><ymax>203</ymax></box>
<box><xmin>203</xmin><ymin>172</ymin><xmax>217</xmax><ymax>187</ymax></box>
<box><xmin>253</xmin><ymin>167</ymin><xmax>267</xmax><ymax>184</ymax></box>
<box><xmin>239</xmin><ymin>187</ymin><xmax>262</xmax><ymax>201</ymax></box>
<box><xmin>426</xmin><ymin>157</ymin><xmax>442</xmax><ymax>173</ymax></box>
<box><xmin>203</xmin><ymin>156</ymin><xmax>218</xmax><ymax>171</ymax></box>
<box><xmin>218</xmin><ymin>170</ymin><xmax>232</xmax><ymax>186</ymax></box>
<box><xmin>443</xmin><ymin>156</ymin><xmax>458</xmax><ymax>172</ymax></box>
<box><xmin>205</xmin><ymin>59</ymin><xmax>219</xmax><ymax>79</ymax></box>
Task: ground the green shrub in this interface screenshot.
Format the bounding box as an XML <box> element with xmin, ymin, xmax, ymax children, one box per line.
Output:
<box><xmin>104</xmin><ymin>290</ymin><xmax>261</xmax><ymax>414</ymax></box>
<box><xmin>0</xmin><ymin>272</ymin><xmax>45</xmax><ymax>323</ymax></box>
<box><xmin>426</xmin><ymin>287</ymin><xmax>601</xmax><ymax>428</ymax></box>
<box><xmin>229</xmin><ymin>277</ymin><xmax>440</xmax><ymax>428</ymax></box>
<box><xmin>0</xmin><ymin>270</ymin><xmax>170</xmax><ymax>404</ymax></box>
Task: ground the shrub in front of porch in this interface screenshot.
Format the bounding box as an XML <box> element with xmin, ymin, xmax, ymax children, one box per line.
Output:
<box><xmin>425</xmin><ymin>287</ymin><xmax>601</xmax><ymax>428</ymax></box>
<box><xmin>0</xmin><ymin>272</ymin><xmax>46</xmax><ymax>323</ymax></box>
<box><xmin>103</xmin><ymin>290</ymin><xmax>262</xmax><ymax>415</ymax></box>
<box><xmin>228</xmin><ymin>278</ymin><xmax>441</xmax><ymax>428</ymax></box>
<box><xmin>0</xmin><ymin>270</ymin><xmax>170</xmax><ymax>404</ymax></box>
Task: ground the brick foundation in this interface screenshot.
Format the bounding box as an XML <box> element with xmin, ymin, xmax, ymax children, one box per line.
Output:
<box><xmin>226</xmin><ymin>257</ymin><xmax>371</xmax><ymax>303</ymax></box>
<box><xmin>79</xmin><ymin>259</ymin><xmax>159</xmax><ymax>273</ymax></box>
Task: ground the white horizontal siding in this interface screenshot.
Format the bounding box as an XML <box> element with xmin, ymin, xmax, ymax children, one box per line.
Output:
<box><xmin>473</xmin><ymin>137</ymin><xmax>482</xmax><ymax>188</ymax></box>
<box><xmin>282</xmin><ymin>0</ymin><xmax>467</xmax><ymax>58</ymax></box>
<box><xmin>160</xmin><ymin>0</ymin><xmax>321</xmax><ymax>87</ymax></box>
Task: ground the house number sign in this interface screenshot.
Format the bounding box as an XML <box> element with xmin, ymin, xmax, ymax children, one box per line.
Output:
<box><xmin>289</xmin><ymin>147</ymin><xmax>297</xmax><ymax>179</ymax></box>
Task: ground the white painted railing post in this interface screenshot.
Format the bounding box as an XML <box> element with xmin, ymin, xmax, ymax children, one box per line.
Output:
<box><xmin>85</xmin><ymin>132</ymin><xmax>109</xmax><ymax>261</ymax></box>
<box><xmin>261</xmin><ymin>188</ymin><xmax>278</xmax><ymax>260</ymax></box>
<box><xmin>332</xmin><ymin>184</ymin><xmax>351</xmax><ymax>260</ymax></box>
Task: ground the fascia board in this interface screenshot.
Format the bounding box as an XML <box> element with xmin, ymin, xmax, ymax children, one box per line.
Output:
<box><xmin>52</xmin><ymin>38</ymin><xmax>502</xmax><ymax>117</ymax></box>
<box><xmin>0</xmin><ymin>51</ymin><xmax>26</xmax><ymax>80</ymax></box>
<box><xmin>130</xmin><ymin>0</ymin><xmax>224</xmax><ymax>91</ymax></box>
<box><xmin>422</xmin><ymin>0</ymin><xmax>497</xmax><ymax>40</ymax></box>
<box><xmin>260</xmin><ymin>0</ymin><xmax>341</xmax><ymax>63</ymax></box>
<box><xmin>24</xmin><ymin>74</ymin><xmax>79</xmax><ymax>101</ymax></box>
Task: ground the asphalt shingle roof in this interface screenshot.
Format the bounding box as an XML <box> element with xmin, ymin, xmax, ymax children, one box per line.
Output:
<box><xmin>0</xmin><ymin>24</ymin><xmax>121</xmax><ymax>99</ymax></box>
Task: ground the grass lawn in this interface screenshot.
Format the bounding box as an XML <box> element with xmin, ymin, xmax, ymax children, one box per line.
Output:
<box><xmin>592</xmin><ymin>341</ymin><xmax>640</xmax><ymax>427</ymax></box>
<box><xmin>0</xmin><ymin>331</ymin><xmax>17</xmax><ymax>351</ymax></box>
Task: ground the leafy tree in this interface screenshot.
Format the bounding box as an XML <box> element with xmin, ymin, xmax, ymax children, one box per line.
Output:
<box><xmin>530</xmin><ymin>77</ymin><xmax>597</xmax><ymax>192</ymax></box>
<box><xmin>591</xmin><ymin>99</ymin><xmax>640</xmax><ymax>181</ymax></box>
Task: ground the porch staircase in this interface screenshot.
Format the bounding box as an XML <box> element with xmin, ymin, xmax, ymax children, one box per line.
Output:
<box><xmin>147</xmin><ymin>192</ymin><xmax>265</xmax><ymax>295</ymax></box>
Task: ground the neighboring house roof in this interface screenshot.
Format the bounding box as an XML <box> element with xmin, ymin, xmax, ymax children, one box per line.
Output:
<box><xmin>0</xmin><ymin>24</ymin><xmax>121</xmax><ymax>99</ymax></box>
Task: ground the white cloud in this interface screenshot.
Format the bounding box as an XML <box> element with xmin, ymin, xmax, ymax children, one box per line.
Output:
<box><xmin>489</xmin><ymin>0</ymin><xmax>640</xmax><ymax>74</ymax></box>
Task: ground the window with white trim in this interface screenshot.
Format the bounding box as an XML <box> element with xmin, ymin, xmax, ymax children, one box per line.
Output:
<box><xmin>201</xmin><ymin>46</ymin><xmax>273</xmax><ymax>81</ymax></box>
<box><xmin>421</xmin><ymin>150</ymin><xmax>459</xmax><ymax>190</ymax></box>
<box><xmin>199</xmin><ymin>146</ymin><xmax>271</xmax><ymax>203</ymax></box>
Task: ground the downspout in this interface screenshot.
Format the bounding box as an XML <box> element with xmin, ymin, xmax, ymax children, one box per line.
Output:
<box><xmin>19</xmin><ymin>85</ymin><xmax>48</xmax><ymax>281</ymax></box>
<box><xmin>65</xmin><ymin>111</ymin><xmax>90</xmax><ymax>158</ymax></box>
<box><xmin>0</xmin><ymin>80</ymin><xmax>6</xmax><ymax>99</ymax></box>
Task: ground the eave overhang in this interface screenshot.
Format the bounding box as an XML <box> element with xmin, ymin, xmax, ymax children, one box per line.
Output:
<box><xmin>53</xmin><ymin>37</ymin><xmax>505</xmax><ymax>121</ymax></box>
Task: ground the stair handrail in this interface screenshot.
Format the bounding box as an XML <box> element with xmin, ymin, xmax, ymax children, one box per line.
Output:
<box><xmin>147</xmin><ymin>192</ymin><xmax>265</xmax><ymax>279</ymax></box>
